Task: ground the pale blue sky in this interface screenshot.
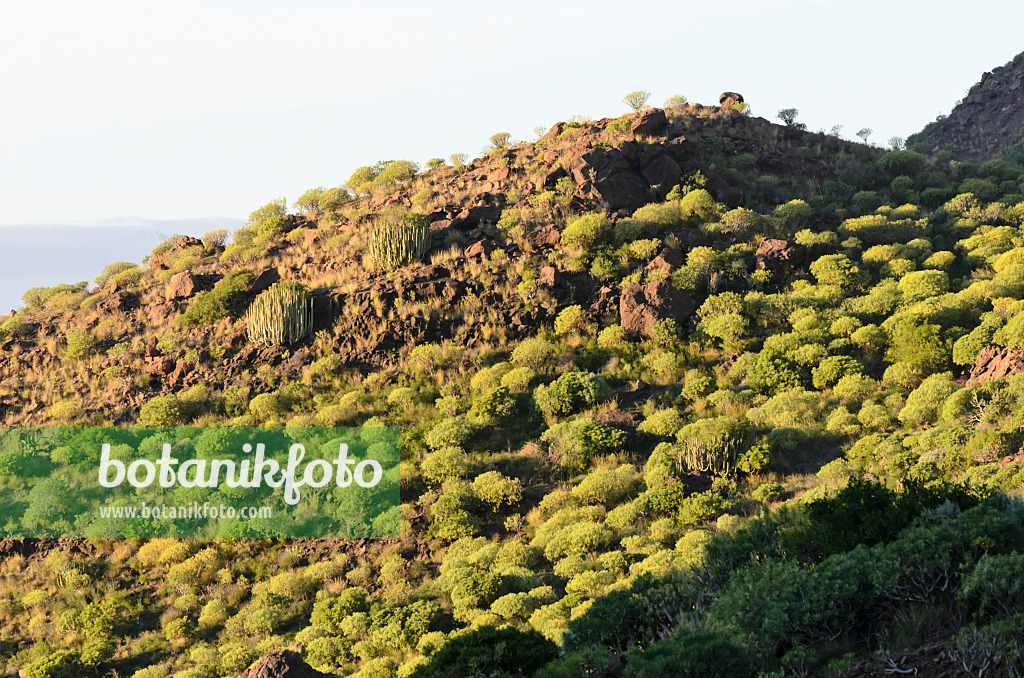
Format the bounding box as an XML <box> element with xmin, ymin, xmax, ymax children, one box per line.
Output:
<box><xmin>1</xmin><ymin>0</ymin><xmax>1022</xmax><ymax>226</ymax></box>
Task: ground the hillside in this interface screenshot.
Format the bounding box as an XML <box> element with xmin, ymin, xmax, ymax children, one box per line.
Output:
<box><xmin>909</xmin><ymin>50</ymin><xmax>1024</xmax><ymax>161</ymax></box>
<box><xmin>2</xmin><ymin>88</ymin><xmax>1024</xmax><ymax>678</ymax></box>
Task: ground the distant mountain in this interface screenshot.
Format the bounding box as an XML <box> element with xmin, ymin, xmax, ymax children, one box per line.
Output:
<box><xmin>0</xmin><ymin>217</ymin><xmax>240</xmax><ymax>312</ymax></box>
<box><xmin>909</xmin><ymin>50</ymin><xmax>1024</xmax><ymax>161</ymax></box>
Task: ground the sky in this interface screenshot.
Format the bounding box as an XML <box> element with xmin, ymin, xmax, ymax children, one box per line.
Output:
<box><xmin>0</xmin><ymin>1</ymin><xmax>1022</xmax><ymax>229</ymax></box>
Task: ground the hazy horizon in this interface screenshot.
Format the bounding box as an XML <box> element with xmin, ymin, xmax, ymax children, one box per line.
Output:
<box><xmin>0</xmin><ymin>217</ymin><xmax>240</xmax><ymax>313</ymax></box>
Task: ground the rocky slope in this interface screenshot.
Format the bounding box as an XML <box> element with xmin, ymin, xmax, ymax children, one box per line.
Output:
<box><xmin>909</xmin><ymin>50</ymin><xmax>1024</xmax><ymax>161</ymax></box>
<box><xmin>0</xmin><ymin>103</ymin><xmax>878</xmax><ymax>428</ymax></box>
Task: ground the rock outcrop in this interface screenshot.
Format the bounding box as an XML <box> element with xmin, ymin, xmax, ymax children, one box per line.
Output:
<box><xmin>240</xmin><ymin>650</ymin><xmax>330</xmax><ymax>678</ymax></box>
<box><xmin>149</xmin><ymin>236</ymin><xmax>204</xmax><ymax>270</ymax></box>
<box><xmin>718</xmin><ymin>91</ymin><xmax>744</xmax><ymax>109</ymax></box>
<box><xmin>755</xmin><ymin>238</ymin><xmax>805</xmax><ymax>278</ymax></box>
<box><xmin>619</xmin><ymin>280</ymin><xmax>696</xmax><ymax>337</ymax></box>
<box><xmin>968</xmin><ymin>346</ymin><xmax>1024</xmax><ymax>384</ymax></box>
<box><xmin>909</xmin><ymin>51</ymin><xmax>1024</xmax><ymax>160</ymax></box>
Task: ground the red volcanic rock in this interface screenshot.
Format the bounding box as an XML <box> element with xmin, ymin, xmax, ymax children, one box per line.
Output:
<box><xmin>755</xmin><ymin>238</ymin><xmax>806</xmax><ymax>278</ymax></box>
<box><xmin>240</xmin><ymin>650</ymin><xmax>330</xmax><ymax>678</ymax></box>
<box><xmin>620</xmin><ymin>280</ymin><xmax>696</xmax><ymax>337</ymax></box>
<box><xmin>968</xmin><ymin>346</ymin><xmax>1024</xmax><ymax>384</ymax></box>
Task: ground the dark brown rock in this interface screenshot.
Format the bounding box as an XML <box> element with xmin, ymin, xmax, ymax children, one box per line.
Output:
<box><xmin>529</xmin><ymin>225</ymin><xmax>561</xmax><ymax>247</ymax></box>
<box><xmin>646</xmin><ymin>248</ymin><xmax>684</xmax><ymax>273</ymax></box>
<box><xmin>639</xmin><ymin>150</ymin><xmax>682</xmax><ymax>194</ymax></box>
<box><xmin>619</xmin><ymin>281</ymin><xmax>696</xmax><ymax>336</ymax></box>
<box><xmin>755</xmin><ymin>238</ymin><xmax>806</xmax><ymax>278</ymax></box>
<box><xmin>98</xmin><ymin>289</ymin><xmax>139</xmax><ymax>313</ymax></box>
<box><xmin>539</xmin><ymin>266</ymin><xmax>558</xmax><ymax>286</ymax></box>
<box><xmin>465</xmin><ymin>240</ymin><xmax>495</xmax><ymax>258</ymax></box>
<box><xmin>146</xmin><ymin>302</ymin><xmax>176</xmax><ymax>325</ymax></box>
<box><xmin>630</xmin><ymin>108</ymin><xmax>668</xmax><ymax>136</ymax></box>
<box><xmin>719</xmin><ymin>91</ymin><xmax>745</xmax><ymax>109</ymax></box>
<box><xmin>167</xmin><ymin>271</ymin><xmax>198</xmax><ymax>299</ymax></box>
<box><xmin>452</xmin><ymin>205</ymin><xmax>502</xmax><ymax>230</ymax></box>
<box><xmin>144</xmin><ymin>356</ymin><xmax>175</xmax><ymax>377</ymax></box>
<box><xmin>968</xmin><ymin>346</ymin><xmax>1024</xmax><ymax>384</ymax></box>
<box><xmin>240</xmin><ymin>650</ymin><xmax>330</xmax><ymax>678</ymax></box>
<box><xmin>249</xmin><ymin>269</ymin><xmax>281</xmax><ymax>295</ymax></box>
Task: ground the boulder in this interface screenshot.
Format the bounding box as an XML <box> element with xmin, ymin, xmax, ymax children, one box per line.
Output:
<box><xmin>465</xmin><ymin>239</ymin><xmax>495</xmax><ymax>259</ymax></box>
<box><xmin>167</xmin><ymin>271</ymin><xmax>198</xmax><ymax>299</ymax></box>
<box><xmin>451</xmin><ymin>205</ymin><xmax>502</xmax><ymax>230</ymax></box>
<box><xmin>539</xmin><ymin>266</ymin><xmax>558</xmax><ymax>287</ymax></box>
<box><xmin>619</xmin><ymin>281</ymin><xmax>696</xmax><ymax>336</ymax></box>
<box><xmin>719</xmin><ymin>91</ymin><xmax>745</xmax><ymax>109</ymax></box>
<box><xmin>240</xmin><ymin>650</ymin><xmax>330</xmax><ymax>678</ymax></box>
<box><xmin>755</xmin><ymin>238</ymin><xmax>806</xmax><ymax>278</ymax></box>
<box><xmin>146</xmin><ymin>301</ymin><xmax>176</xmax><ymax>325</ymax></box>
<box><xmin>97</xmin><ymin>290</ymin><xmax>138</xmax><ymax>313</ymax></box>
<box><xmin>630</xmin><ymin>108</ymin><xmax>669</xmax><ymax>136</ymax></box>
<box><xmin>639</xmin><ymin>150</ymin><xmax>682</xmax><ymax>194</ymax></box>
<box><xmin>968</xmin><ymin>346</ymin><xmax>1024</xmax><ymax>384</ymax></box>
<box><xmin>144</xmin><ymin>356</ymin><xmax>175</xmax><ymax>377</ymax></box>
<box><xmin>249</xmin><ymin>269</ymin><xmax>282</xmax><ymax>295</ymax></box>
<box><xmin>646</xmin><ymin>248</ymin><xmax>684</xmax><ymax>273</ymax></box>
<box><xmin>529</xmin><ymin>225</ymin><xmax>561</xmax><ymax>248</ymax></box>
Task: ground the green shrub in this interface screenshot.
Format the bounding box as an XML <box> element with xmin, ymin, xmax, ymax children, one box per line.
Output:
<box><xmin>415</xmin><ymin>626</ymin><xmax>558</xmax><ymax>678</ymax></box>
<box><xmin>138</xmin><ymin>396</ymin><xmax>186</xmax><ymax>426</ymax></box>
<box><xmin>542</xmin><ymin>418</ymin><xmax>626</xmax><ymax>469</ymax></box>
<box><xmin>810</xmin><ymin>253</ymin><xmax>860</xmax><ymax>288</ymax></box>
<box><xmin>500</xmin><ymin>366</ymin><xmax>536</xmax><ymax>393</ymax></box>
<box><xmin>571</xmin><ymin>465</ymin><xmax>640</xmax><ymax>506</ymax></box>
<box><xmin>959</xmin><ymin>552</ymin><xmax>1024</xmax><ymax>620</ymax></box>
<box><xmin>468</xmin><ymin>386</ymin><xmax>517</xmax><ymax>424</ymax></box>
<box><xmin>623</xmin><ymin>627</ymin><xmax>751</xmax><ymax>678</ymax></box>
<box><xmin>638</xmin><ymin>409</ymin><xmax>684</xmax><ymax>437</ymax></box>
<box><xmin>554</xmin><ymin>305</ymin><xmax>586</xmax><ymax>336</ymax></box>
<box><xmin>674</xmin><ymin>417</ymin><xmax>751</xmax><ymax>474</ymax></box>
<box><xmin>711</xmin><ymin>207</ymin><xmax>764</xmax><ymax>236</ymax></box>
<box><xmin>24</xmin><ymin>651</ymin><xmax>83</xmax><ymax>678</ymax></box>
<box><xmin>811</xmin><ymin>356</ymin><xmax>863</xmax><ymax>390</ymax></box>
<box><xmin>878</xmin><ymin>150</ymin><xmax>926</xmax><ymax>178</ymax></box>
<box><xmin>751</xmin><ymin>482</ymin><xmax>787</xmax><ymax>503</ymax></box>
<box><xmin>899</xmin><ymin>373</ymin><xmax>960</xmax><ymax>426</ymax></box>
<box><xmin>679</xmin><ymin>189</ymin><xmax>721</xmax><ymax>221</ymax></box>
<box><xmin>472</xmin><ymin>471</ymin><xmax>522</xmax><ymax>511</ymax></box>
<box><xmin>561</xmin><ymin>213</ymin><xmax>611</xmax><ymax>250</ymax></box>
<box><xmin>64</xmin><ymin>327</ymin><xmax>95</xmax><ymax>361</ymax></box>
<box><xmin>511</xmin><ymin>337</ymin><xmax>555</xmax><ymax>370</ymax></box>
<box><xmin>897</xmin><ymin>269</ymin><xmax>949</xmax><ymax>303</ymax></box>
<box><xmin>565</xmin><ymin>571</ymin><xmax>699</xmax><ymax>653</ymax></box>
<box><xmin>94</xmin><ymin>261</ymin><xmax>139</xmax><ymax>287</ymax></box>
<box><xmin>310</xmin><ymin>587</ymin><xmax>369</xmax><ymax>633</ymax></box>
<box><xmin>710</xmin><ymin>547</ymin><xmax>897</xmax><ymax>659</ymax></box>
<box><xmin>420</xmin><ymin>447</ymin><xmax>471</xmax><ymax>486</ymax></box>
<box><xmin>533</xmin><ymin>371</ymin><xmax>612</xmax><ymax>418</ymax></box>
<box><xmin>425</xmin><ymin>416</ymin><xmax>475</xmax><ymax>450</ymax></box>
<box><xmin>632</xmin><ymin>203</ymin><xmax>684</xmax><ymax>230</ymax></box>
<box><xmin>178</xmin><ymin>269</ymin><xmax>254</xmax><ymax>326</ymax></box>
<box><xmin>429</xmin><ymin>482</ymin><xmax>482</xmax><ymax>538</ymax></box>
<box><xmin>110</xmin><ymin>267</ymin><xmax>144</xmax><ymax>288</ymax></box>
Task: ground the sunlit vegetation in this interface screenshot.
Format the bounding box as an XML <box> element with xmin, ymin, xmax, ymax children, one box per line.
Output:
<box><xmin>3</xmin><ymin>87</ymin><xmax>1024</xmax><ymax>678</ymax></box>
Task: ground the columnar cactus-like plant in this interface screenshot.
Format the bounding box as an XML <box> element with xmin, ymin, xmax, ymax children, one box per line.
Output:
<box><xmin>368</xmin><ymin>213</ymin><xmax>431</xmax><ymax>269</ymax></box>
<box><xmin>246</xmin><ymin>282</ymin><xmax>314</xmax><ymax>346</ymax></box>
